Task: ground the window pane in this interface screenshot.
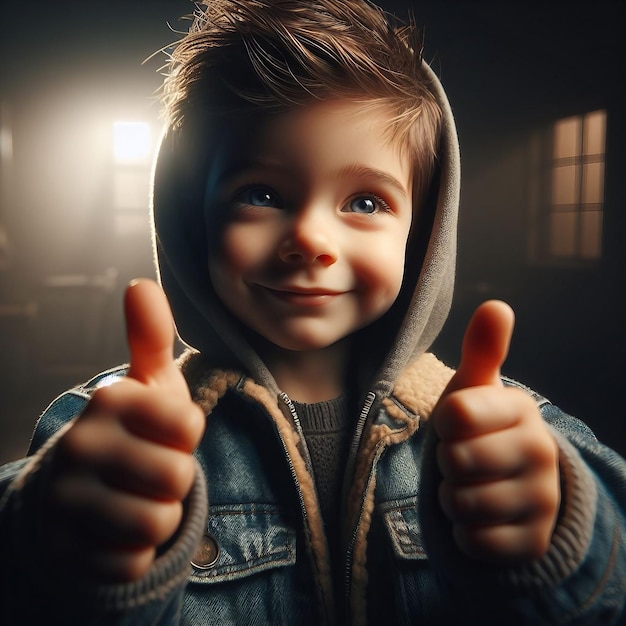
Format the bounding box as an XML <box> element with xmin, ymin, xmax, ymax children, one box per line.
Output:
<box><xmin>537</xmin><ymin>111</ymin><xmax>606</xmax><ymax>264</ymax></box>
<box><xmin>113</xmin><ymin>169</ymin><xmax>149</xmax><ymax>209</ymax></box>
<box><xmin>552</xmin><ymin>164</ymin><xmax>578</xmax><ymax>205</ymax></box>
<box><xmin>550</xmin><ymin>211</ymin><xmax>576</xmax><ymax>257</ymax></box>
<box><xmin>553</xmin><ymin>116</ymin><xmax>581</xmax><ymax>159</ymax></box>
<box><xmin>580</xmin><ymin>210</ymin><xmax>602</xmax><ymax>259</ymax></box>
<box><xmin>582</xmin><ymin>161</ymin><xmax>604</xmax><ymax>204</ymax></box>
<box><xmin>583</xmin><ymin>110</ymin><xmax>606</xmax><ymax>156</ymax></box>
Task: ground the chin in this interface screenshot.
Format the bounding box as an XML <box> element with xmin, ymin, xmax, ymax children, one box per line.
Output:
<box><xmin>266</xmin><ymin>329</ymin><xmax>351</xmax><ymax>353</ymax></box>
<box><xmin>271</xmin><ymin>337</ymin><xmax>339</xmax><ymax>353</ymax></box>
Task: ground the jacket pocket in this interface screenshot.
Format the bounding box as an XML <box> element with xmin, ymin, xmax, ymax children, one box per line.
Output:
<box><xmin>189</xmin><ymin>503</ymin><xmax>296</xmax><ymax>584</ymax></box>
<box><xmin>379</xmin><ymin>496</ymin><xmax>428</xmax><ymax>561</ymax></box>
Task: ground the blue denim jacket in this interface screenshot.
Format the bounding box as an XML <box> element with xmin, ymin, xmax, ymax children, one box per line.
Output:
<box><xmin>1</xmin><ymin>351</ymin><xmax>625</xmax><ymax>625</ymax></box>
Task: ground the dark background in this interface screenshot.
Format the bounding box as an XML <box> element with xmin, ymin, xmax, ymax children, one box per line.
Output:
<box><xmin>0</xmin><ymin>1</ymin><xmax>624</xmax><ymax>464</ymax></box>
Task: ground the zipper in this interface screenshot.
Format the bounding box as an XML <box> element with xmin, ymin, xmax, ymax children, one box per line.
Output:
<box><xmin>342</xmin><ymin>391</ymin><xmax>376</xmax><ymax>610</ymax></box>
<box><xmin>344</xmin><ymin>441</ymin><xmax>387</xmax><ymax>608</ymax></box>
<box><xmin>267</xmin><ymin>391</ymin><xmax>309</xmax><ymax>523</ymax></box>
<box><xmin>233</xmin><ymin>385</ymin><xmax>312</xmax><ymax>544</ymax></box>
<box><xmin>277</xmin><ymin>391</ymin><xmax>333</xmax><ymax>624</ymax></box>
<box><xmin>278</xmin><ymin>391</ymin><xmax>315</xmax><ymax>475</ymax></box>
<box><xmin>342</xmin><ymin>391</ymin><xmax>376</xmax><ymax>504</ymax></box>
<box><xmin>233</xmin><ymin>385</ymin><xmax>309</xmax><ymax>524</ymax></box>
<box><xmin>280</xmin><ymin>388</ymin><xmax>383</xmax><ymax>623</ymax></box>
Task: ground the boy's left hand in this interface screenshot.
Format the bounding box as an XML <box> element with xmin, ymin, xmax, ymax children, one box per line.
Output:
<box><xmin>431</xmin><ymin>301</ymin><xmax>560</xmax><ymax>564</ymax></box>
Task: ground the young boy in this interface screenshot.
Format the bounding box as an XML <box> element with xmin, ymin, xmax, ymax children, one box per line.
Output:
<box><xmin>1</xmin><ymin>1</ymin><xmax>625</xmax><ymax>624</ymax></box>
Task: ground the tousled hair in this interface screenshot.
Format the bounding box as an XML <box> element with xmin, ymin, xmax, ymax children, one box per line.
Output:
<box><xmin>161</xmin><ymin>0</ymin><xmax>442</xmax><ymax>198</ymax></box>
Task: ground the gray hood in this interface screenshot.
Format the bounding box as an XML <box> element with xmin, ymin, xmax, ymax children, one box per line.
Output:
<box><xmin>151</xmin><ymin>62</ymin><xmax>459</xmax><ymax>400</ymax></box>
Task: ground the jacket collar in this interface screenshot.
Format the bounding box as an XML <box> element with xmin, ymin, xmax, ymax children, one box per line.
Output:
<box><xmin>179</xmin><ymin>348</ymin><xmax>453</xmax><ymax>429</ymax></box>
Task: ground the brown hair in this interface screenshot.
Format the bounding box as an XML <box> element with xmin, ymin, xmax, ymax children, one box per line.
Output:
<box><xmin>162</xmin><ymin>0</ymin><xmax>442</xmax><ymax>197</ymax></box>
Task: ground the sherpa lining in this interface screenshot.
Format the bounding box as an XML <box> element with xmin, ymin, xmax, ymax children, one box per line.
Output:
<box><xmin>348</xmin><ymin>352</ymin><xmax>454</xmax><ymax>622</ymax></box>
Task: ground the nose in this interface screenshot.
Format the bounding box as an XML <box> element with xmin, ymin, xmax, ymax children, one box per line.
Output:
<box><xmin>278</xmin><ymin>208</ymin><xmax>338</xmax><ymax>267</ymax></box>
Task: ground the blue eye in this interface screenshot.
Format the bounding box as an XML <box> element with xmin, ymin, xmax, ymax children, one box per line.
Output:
<box><xmin>344</xmin><ymin>195</ymin><xmax>390</xmax><ymax>214</ymax></box>
<box><xmin>236</xmin><ymin>186</ymin><xmax>281</xmax><ymax>208</ymax></box>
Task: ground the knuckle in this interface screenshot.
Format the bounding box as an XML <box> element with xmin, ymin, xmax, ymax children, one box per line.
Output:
<box><xmin>189</xmin><ymin>402</ymin><xmax>207</xmax><ymax>443</ymax></box>
<box><xmin>129</xmin><ymin>393</ymin><xmax>203</xmax><ymax>452</ymax></box>
<box><xmin>88</xmin><ymin>383</ymin><xmax>124</xmax><ymax>410</ymax></box>
<box><xmin>132</xmin><ymin>500</ymin><xmax>182</xmax><ymax>546</ymax></box>
<box><xmin>56</xmin><ymin>421</ymin><xmax>97</xmax><ymax>466</ymax></box>
<box><xmin>150</xmin><ymin>452</ymin><xmax>196</xmax><ymax>500</ymax></box>
<box><xmin>522</xmin><ymin>430</ymin><xmax>559</xmax><ymax>470</ymax></box>
<box><xmin>178</xmin><ymin>399</ymin><xmax>206</xmax><ymax>441</ymax></box>
<box><xmin>433</xmin><ymin>393</ymin><xmax>462</xmax><ymax>437</ymax></box>
<box><xmin>439</xmin><ymin>481</ymin><xmax>471</xmax><ymax>521</ymax></box>
<box><xmin>166</xmin><ymin>399</ymin><xmax>206</xmax><ymax>452</ymax></box>
<box><xmin>437</xmin><ymin>439</ymin><xmax>474</xmax><ymax>479</ymax></box>
<box><xmin>88</xmin><ymin>379</ymin><xmax>143</xmax><ymax>416</ymax></box>
<box><xmin>121</xmin><ymin>548</ymin><xmax>157</xmax><ymax>581</ymax></box>
<box><xmin>524</xmin><ymin>526</ymin><xmax>552</xmax><ymax>561</ymax></box>
<box><xmin>167</xmin><ymin>455</ymin><xmax>197</xmax><ymax>498</ymax></box>
<box><xmin>454</xmin><ymin>522</ymin><xmax>553</xmax><ymax>564</ymax></box>
<box><xmin>532</xmin><ymin>478</ymin><xmax>560</xmax><ymax>519</ymax></box>
<box><xmin>440</xmin><ymin>390</ymin><xmax>470</xmax><ymax>423</ymax></box>
<box><xmin>454</xmin><ymin>525</ymin><xmax>501</xmax><ymax>561</ymax></box>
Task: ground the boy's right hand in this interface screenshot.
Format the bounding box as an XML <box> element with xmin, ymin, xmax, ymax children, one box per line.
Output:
<box><xmin>45</xmin><ymin>279</ymin><xmax>205</xmax><ymax>582</ymax></box>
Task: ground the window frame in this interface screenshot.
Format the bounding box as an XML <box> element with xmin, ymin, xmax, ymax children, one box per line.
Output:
<box><xmin>528</xmin><ymin>109</ymin><xmax>607</xmax><ymax>267</ymax></box>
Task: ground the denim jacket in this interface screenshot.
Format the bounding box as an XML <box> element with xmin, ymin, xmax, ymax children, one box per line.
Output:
<box><xmin>1</xmin><ymin>350</ymin><xmax>625</xmax><ymax>625</ymax></box>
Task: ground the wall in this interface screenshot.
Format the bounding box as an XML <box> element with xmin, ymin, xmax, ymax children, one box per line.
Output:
<box><xmin>417</xmin><ymin>2</ymin><xmax>626</xmax><ymax>455</ymax></box>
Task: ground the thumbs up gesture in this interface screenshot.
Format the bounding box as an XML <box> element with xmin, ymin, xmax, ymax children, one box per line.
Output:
<box><xmin>431</xmin><ymin>301</ymin><xmax>560</xmax><ymax>564</ymax></box>
<box><xmin>46</xmin><ymin>280</ymin><xmax>205</xmax><ymax>582</ymax></box>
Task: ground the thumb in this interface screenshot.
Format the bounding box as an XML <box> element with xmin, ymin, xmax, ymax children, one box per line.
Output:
<box><xmin>444</xmin><ymin>300</ymin><xmax>515</xmax><ymax>394</ymax></box>
<box><xmin>125</xmin><ymin>278</ymin><xmax>184</xmax><ymax>390</ymax></box>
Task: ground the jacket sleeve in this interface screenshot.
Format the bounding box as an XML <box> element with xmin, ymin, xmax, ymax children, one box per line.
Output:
<box><xmin>418</xmin><ymin>381</ymin><xmax>626</xmax><ymax>625</ymax></box>
<box><xmin>0</xmin><ymin>371</ymin><xmax>208</xmax><ymax>626</ymax></box>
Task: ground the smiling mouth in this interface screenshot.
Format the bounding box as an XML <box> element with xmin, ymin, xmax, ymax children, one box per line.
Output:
<box><xmin>260</xmin><ymin>285</ymin><xmax>345</xmax><ymax>307</ymax></box>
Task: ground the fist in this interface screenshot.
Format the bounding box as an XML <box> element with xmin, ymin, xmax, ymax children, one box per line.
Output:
<box><xmin>431</xmin><ymin>301</ymin><xmax>560</xmax><ymax>564</ymax></box>
<box><xmin>47</xmin><ymin>280</ymin><xmax>205</xmax><ymax>582</ymax></box>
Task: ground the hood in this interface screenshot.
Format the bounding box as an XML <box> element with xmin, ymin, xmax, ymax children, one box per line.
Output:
<box><xmin>150</xmin><ymin>62</ymin><xmax>459</xmax><ymax>400</ymax></box>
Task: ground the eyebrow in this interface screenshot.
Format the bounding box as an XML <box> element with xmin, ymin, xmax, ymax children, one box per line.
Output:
<box><xmin>216</xmin><ymin>159</ymin><xmax>287</xmax><ymax>186</ymax></box>
<box><xmin>335</xmin><ymin>164</ymin><xmax>409</xmax><ymax>198</ymax></box>
<box><xmin>217</xmin><ymin>160</ymin><xmax>410</xmax><ymax>199</ymax></box>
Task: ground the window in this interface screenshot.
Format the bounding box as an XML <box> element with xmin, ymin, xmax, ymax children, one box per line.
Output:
<box><xmin>111</xmin><ymin>121</ymin><xmax>153</xmax><ymax>236</ymax></box>
<box><xmin>530</xmin><ymin>110</ymin><xmax>606</xmax><ymax>264</ymax></box>
<box><xmin>113</xmin><ymin>121</ymin><xmax>152</xmax><ymax>165</ymax></box>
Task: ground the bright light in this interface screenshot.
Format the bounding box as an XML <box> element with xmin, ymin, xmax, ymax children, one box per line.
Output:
<box><xmin>113</xmin><ymin>121</ymin><xmax>151</xmax><ymax>164</ymax></box>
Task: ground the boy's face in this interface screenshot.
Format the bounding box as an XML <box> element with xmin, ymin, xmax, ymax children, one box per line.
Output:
<box><xmin>208</xmin><ymin>99</ymin><xmax>414</xmax><ymax>353</ymax></box>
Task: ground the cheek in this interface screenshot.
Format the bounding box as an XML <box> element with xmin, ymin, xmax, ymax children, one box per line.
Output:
<box><xmin>208</xmin><ymin>229</ymin><xmax>251</xmax><ymax>307</ymax></box>
<box><xmin>353</xmin><ymin>241</ymin><xmax>407</xmax><ymax>305</ymax></box>
<box><xmin>212</xmin><ymin>225</ymin><xmax>268</xmax><ymax>280</ymax></box>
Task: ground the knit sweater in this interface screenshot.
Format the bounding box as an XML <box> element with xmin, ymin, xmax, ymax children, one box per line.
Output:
<box><xmin>293</xmin><ymin>396</ymin><xmax>352</xmax><ymax>602</ymax></box>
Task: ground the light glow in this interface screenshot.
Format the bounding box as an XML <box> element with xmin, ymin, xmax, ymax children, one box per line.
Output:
<box><xmin>113</xmin><ymin>121</ymin><xmax>151</xmax><ymax>164</ymax></box>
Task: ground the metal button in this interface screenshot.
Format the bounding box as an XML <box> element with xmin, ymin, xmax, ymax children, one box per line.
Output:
<box><xmin>191</xmin><ymin>533</ymin><xmax>220</xmax><ymax>570</ymax></box>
